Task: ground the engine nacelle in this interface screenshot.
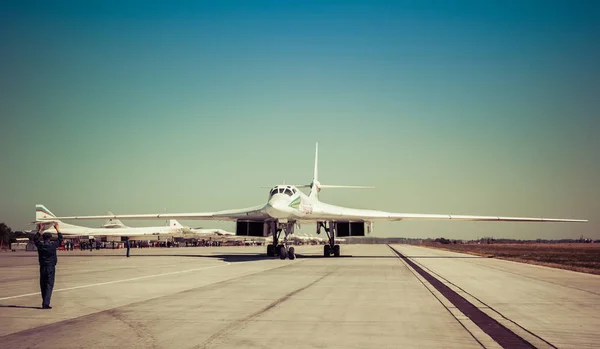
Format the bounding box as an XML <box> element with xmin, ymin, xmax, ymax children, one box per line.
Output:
<box><xmin>336</xmin><ymin>222</ymin><xmax>365</xmax><ymax>237</ymax></box>
<box><xmin>236</xmin><ymin>221</ymin><xmax>268</xmax><ymax>237</ymax></box>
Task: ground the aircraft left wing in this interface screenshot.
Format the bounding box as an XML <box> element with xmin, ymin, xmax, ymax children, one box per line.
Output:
<box><xmin>299</xmin><ymin>203</ymin><xmax>587</xmax><ymax>223</ymax></box>
<box><xmin>47</xmin><ymin>204</ymin><xmax>270</xmax><ymax>222</ymax></box>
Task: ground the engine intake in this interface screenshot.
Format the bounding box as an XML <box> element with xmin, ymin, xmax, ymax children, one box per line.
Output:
<box><xmin>336</xmin><ymin>222</ymin><xmax>365</xmax><ymax>237</ymax></box>
<box><xmin>236</xmin><ymin>221</ymin><xmax>267</xmax><ymax>237</ymax></box>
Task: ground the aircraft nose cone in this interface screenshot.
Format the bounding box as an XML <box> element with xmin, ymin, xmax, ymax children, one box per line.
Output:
<box><xmin>266</xmin><ymin>198</ymin><xmax>293</xmax><ymax>219</ymax></box>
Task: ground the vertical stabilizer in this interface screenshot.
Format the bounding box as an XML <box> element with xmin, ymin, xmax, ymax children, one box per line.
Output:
<box><xmin>36</xmin><ymin>204</ymin><xmax>57</xmax><ymax>221</ymax></box>
<box><xmin>104</xmin><ymin>211</ymin><xmax>127</xmax><ymax>228</ymax></box>
<box><xmin>305</xmin><ymin>144</ymin><xmax>374</xmax><ymax>200</ymax></box>
<box><xmin>169</xmin><ymin>219</ymin><xmax>183</xmax><ymax>229</ymax></box>
<box><xmin>308</xmin><ymin>142</ymin><xmax>321</xmax><ymax>200</ymax></box>
<box><xmin>35</xmin><ymin>204</ymin><xmax>83</xmax><ymax>231</ymax></box>
<box><xmin>313</xmin><ymin>142</ymin><xmax>319</xmax><ymax>183</ymax></box>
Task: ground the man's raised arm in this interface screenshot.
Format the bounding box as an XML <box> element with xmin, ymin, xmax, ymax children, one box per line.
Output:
<box><xmin>54</xmin><ymin>223</ymin><xmax>63</xmax><ymax>247</ymax></box>
<box><xmin>33</xmin><ymin>224</ymin><xmax>43</xmax><ymax>248</ymax></box>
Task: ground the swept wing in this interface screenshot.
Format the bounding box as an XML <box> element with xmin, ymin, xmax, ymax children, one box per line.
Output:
<box><xmin>50</xmin><ymin>204</ymin><xmax>270</xmax><ymax>222</ymax></box>
<box><xmin>301</xmin><ymin>202</ymin><xmax>586</xmax><ymax>223</ymax></box>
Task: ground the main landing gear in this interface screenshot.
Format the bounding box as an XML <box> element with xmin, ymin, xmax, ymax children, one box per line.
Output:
<box><xmin>266</xmin><ymin>221</ymin><xmax>296</xmax><ymax>260</ymax></box>
<box><xmin>317</xmin><ymin>222</ymin><xmax>341</xmax><ymax>257</ymax></box>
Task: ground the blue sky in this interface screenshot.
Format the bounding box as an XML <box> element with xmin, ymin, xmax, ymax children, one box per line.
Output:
<box><xmin>1</xmin><ymin>1</ymin><xmax>598</xmax><ymax>239</ymax></box>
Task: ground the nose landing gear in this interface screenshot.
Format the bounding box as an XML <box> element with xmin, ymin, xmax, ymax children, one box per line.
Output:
<box><xmin>266</xmin><ymin>221</ymin><xmax>297</xmax><ymax>260</ymax></box>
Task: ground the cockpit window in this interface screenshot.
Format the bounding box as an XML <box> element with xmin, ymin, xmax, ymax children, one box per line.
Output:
<box><xmin>270</xmin><ymin>185</ymin><xmax>296</xmax><ymax>197</ymax></box>
<box><xmin>270</xmin><ymin>187</ymin><xmax>284</xmax><ymax>197</ymax></box>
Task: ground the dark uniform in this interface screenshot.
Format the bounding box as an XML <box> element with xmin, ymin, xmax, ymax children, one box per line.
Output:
<box><xmin>33</xmin><ymin>231</ymin><xmax>63</xmax><ymax>309</ymax></box>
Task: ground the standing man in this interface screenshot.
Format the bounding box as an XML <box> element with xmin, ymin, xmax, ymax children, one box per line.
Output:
<box><xmin>33</xmin><ymin>222</ymin><xmax>63</xmax><ymax>309</ymax></box>
<box><xmin>125</xmin><ymin>237</ymin><xmax>130</xmax><ymax>257</ymax></box>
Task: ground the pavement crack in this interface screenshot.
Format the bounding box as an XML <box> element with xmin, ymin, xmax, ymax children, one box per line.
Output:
<box><xmin>196</xmin><ymin>268</ymin><xmax>336</xmax><ymax>349</ymax></box>
<box><xmin>107</xmin><ymin>309</ymin><xmax>158</xmax><ymax>349</ymax></box>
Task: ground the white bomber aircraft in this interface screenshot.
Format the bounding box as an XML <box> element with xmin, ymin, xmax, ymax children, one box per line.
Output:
<box><xmin>47</xmin><ymin>143</ymin><xmax>587</xmax><ymax>259</ymax></box>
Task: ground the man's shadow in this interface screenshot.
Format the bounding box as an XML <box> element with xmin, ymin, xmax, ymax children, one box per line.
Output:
<box><xmin>0</xmin><ymin>304</ymin><xmax>42</xmax><ymax>309</ymax></box>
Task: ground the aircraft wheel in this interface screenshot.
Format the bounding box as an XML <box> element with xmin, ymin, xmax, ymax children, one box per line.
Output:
<box><xmin>288</xmin><ymin>246</ymin><xmax>295</xmax><ymax>260</ymax></box>
<box><xmin>324</xmin><ymin>245</ymin><xmax>331</xmax><ymax>257</ymax></box>
<box><xmin>279</xmin><ymin>246</ymin><xmax>287</xmax><ymax>260</ymax></box>
<box><xmin>333</xmin><ymin>244</ymin><xmax>340</xmax><ymax>257</ymax></box>
<box><xmin>267</xmin><ymin>244</ymin><xmax>275</xmax><ymax>257</ymax></box>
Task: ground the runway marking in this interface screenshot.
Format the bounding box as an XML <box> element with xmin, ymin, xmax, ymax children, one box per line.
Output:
<box><xmin>0</xmin><ymin>263</ymin><xmax>230</xmax><ymax>301</ymax></box>
<box><xmin>408</xmin><ymin>254</ymin><xmax>559</xmax><ymax>348</ymax></box>
<box><xmin>389</xmin><ymin>245</ymin><xmax>536</xmax><ymax>349</ymax></box>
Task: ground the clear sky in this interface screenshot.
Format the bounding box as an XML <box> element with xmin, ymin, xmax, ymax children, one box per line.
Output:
<box><xmin>1</xmin><ymin>1</ymin><xmax>598</xmax><ymax>239</ymax></box>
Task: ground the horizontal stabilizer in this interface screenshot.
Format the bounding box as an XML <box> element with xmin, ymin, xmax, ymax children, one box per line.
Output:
<box><xmin>263</xmin><ymin>184</ymin><xmax>372</xmax><ymax>190</ymax></box>
<box><xmin>319</xmin><ymin>185</ymin><xmax>375</xmax><ymax>189</ymax></box>
<box><xmin>262</xmin><ymin>185</ymin><xmax>311</xmax><ymax>188</ymax></box>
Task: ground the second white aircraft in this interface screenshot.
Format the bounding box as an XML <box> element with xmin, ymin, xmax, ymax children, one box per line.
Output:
<box><xmin>35</xmin><ymin>205</ymin><xmax>233</xmax><ymax>239</ymax></box>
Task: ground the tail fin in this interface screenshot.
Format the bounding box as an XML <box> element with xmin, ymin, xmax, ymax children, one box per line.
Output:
<box><xmin>308</xmin><ymin>142</ymin><xmax>320</xmax><ymax>199</ymax></box>
<box><xmin>169</xmin><ymin>220</ymin><xmax>183</xmax><ymax>229</ymax></box>
<box><xmin>307</xmin><ymin>143</ymin><xmax>374</xmax><ymax>200</ymax></box>
<box><xmin>103</xmin><ymin>211</ymin><xmax>127</xmax><ymax>228</ymax></box>
<box><xmin>35</xmin><ymin>204</ymin><xmax>86</xmax><ymax>231</ymax></box>
<box><xmin>36</xmin><ymin>204</ymin><xmax>58</xmax><ymax>221</ymax></box>
<box><xmin>35</xmin><ymin>204</ymin><xmax>65</xmax><ymax>231</ymax></box>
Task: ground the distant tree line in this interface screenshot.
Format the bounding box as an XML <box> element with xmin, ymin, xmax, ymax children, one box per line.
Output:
<box><xmin>343</xmin><ymin>237</ymin><xmax>424</xmax><ymax>245</ymax></box>
<box><xmin>0</xmin><ymin>223</ymin><xmax>33</xmax><ymax>247</ymax></box>
<box><xmin>0</xmin><ymin>223</ymin><xmax>13</xmax><ymax>247</ymax></box>
<box><xmin>343</xmin><ymin>236</ymin><xmax>600</xmax><ymax>244</ymax></box>
<box><xmin>461</xmin><ymin>236</ymin><xmax>598</xmax><ymax>244</ymax></box>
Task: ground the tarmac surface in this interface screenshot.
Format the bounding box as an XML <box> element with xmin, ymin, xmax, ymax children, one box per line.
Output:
<box><xmin>0</xmin><ymin>244</ymin><xmax>599</xmax><ymax>349</ymax></box>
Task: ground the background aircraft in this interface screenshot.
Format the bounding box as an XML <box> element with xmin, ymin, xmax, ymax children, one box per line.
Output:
<box><xmin>102</xmin><ymin>212</ymin><xmax>127</xmax><ymax>228</ymax></box>
<box><xmin>36</xmin><ymin>205</ymin><xmax>238</xmax><ymax>242</ymax></box>
<box><xmin>47</xmin><ymin>144</ymin><xmax>587</xmax><ymax>260</ymax></box>
<box><xmin>36</xmin><ymin>205</ymin><xmax>193</xmax><ymax>239</ymax></box>
<box><xmin>190</xmin><ymin>227</ymin><xmax>235</xmax><ymax>237</ymax></box>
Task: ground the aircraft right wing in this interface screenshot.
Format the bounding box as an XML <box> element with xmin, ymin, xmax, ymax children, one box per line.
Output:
<box><xmin>299</xmin><ymin>202</ymin><xmax>588</xmax><ymax>223</ymax></box>
<box><xmin>48</xmin><ymin>204</ymin><xmax>271</xmax><ymax>222</ymax></box>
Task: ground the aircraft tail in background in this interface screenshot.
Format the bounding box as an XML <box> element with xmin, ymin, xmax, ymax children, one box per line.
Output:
<box><xmin>35</xmin><ymin>204</ymin><xmax>85</xmax><ymax>231</ymax></box>
<box><xmin>103</xmin><ymin>211</ymin><xmax>128</xmax><ymax>228</ymax></box>
<box><xmin>169</xmin><ymin>219</ymin><xmax>184</xmax><ymax>229</ymax></box>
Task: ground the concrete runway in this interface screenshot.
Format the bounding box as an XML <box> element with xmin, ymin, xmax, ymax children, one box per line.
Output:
<box><xmin>0</xmin><ymin>244</ymin><xmax>598</xmax><ymax>348</ymax></box>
